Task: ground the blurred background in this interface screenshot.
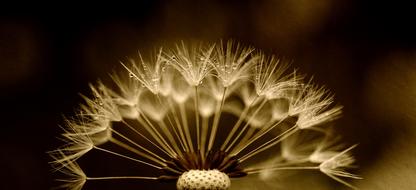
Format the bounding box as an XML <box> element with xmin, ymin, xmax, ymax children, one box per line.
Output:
<box><xmin>0</xmin><ymin>0</ymin><xmax>415</xmax><ymax>189</ymax></box>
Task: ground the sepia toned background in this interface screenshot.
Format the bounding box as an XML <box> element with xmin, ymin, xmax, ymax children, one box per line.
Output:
<box><xmin>0</xmin><ymin>1</ymin><xmax>415</xmax><ymax>189</ymax></box>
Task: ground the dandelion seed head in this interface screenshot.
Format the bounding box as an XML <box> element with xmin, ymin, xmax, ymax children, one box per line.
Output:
<box><xmin>51</xmin><ymin>40</ymin><xmax>359</xmax><ymax>190</ymax></box>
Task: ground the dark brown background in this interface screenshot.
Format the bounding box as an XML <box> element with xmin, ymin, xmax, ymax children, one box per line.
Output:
<box><xmin>1</xmin><ymin>0</ymin><xmax>415</xmax><ymax>189</ymax></box>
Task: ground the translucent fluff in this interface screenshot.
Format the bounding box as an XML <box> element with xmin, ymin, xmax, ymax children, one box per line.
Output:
<box><xmin>50</xmin><ymin>41</ymin><xmax>360</xmax><ymax>190</ymax></box>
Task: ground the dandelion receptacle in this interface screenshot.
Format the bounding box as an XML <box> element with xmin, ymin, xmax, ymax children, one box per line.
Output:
<box><xmin>50</xmin><ymin>41</ymin><xmax>360</xmax><ymax>190</ymax></box>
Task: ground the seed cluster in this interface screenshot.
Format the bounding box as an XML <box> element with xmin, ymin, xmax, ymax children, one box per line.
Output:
<box><xmin>177</xmin><ymin>170</ymin><xmax>230</xmax><ymax>190</ymax></box>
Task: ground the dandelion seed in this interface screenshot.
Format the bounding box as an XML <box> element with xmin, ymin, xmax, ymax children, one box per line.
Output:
<box><xmin>319</xmin><ymin>145</ymin><xmax>361</xmax><ymax>189</ymax></box>
<box><xmin>253</xmin><ymin>53</ymin><xmax>295</xmax><ymax>99</ymax></box>
<box><xmin>51</xmin><ymin>40</ymin><xmax>359</xmax><ymax>190</ymax></box>
<box><xmin>108</xmin><ymin>71</ymin><xmax>143</xmax><ymax>119</ymax></box>
<box><xmin>121</xmin><ymin>48</ymin><xmax>165</xmax><ymax>94</ymax></box>
<box><xmin>212</xmin><ymin>40</ymin><xmax>256</xmax><ymax>87</ymax></box>
<box><xmin>79</xmin><ymin>81</ymin><xmax>122</xmax><ymax>122</ymax></box>
<box><xmin>51</xmin><ymin>152</ymin><xmax>86</xmax><ymax>190</ymax></box>
<box><xmin>49</xmin><ymin>125</ymin><xmax>94</xmax><ymax>171</ymax></box>
<box><xmin>165</xmin><ymin>42</ymin><xmax>214</xmax><ymax>87</ymax></box>
<box><xmin>287</xmin><ymin>84</ymin><xmax>343</xmax><ymax>130</ymax></box>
